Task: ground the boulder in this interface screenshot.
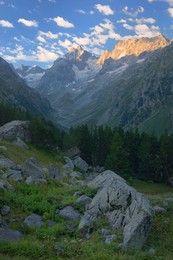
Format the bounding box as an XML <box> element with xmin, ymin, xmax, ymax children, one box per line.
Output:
<box><xmin>23</xmin><ymin>213</ymin><xmax>44</xmax><ymax>228</ymax></box>
<box><xmin>0</xmin><ymin>120</ymin><xmax>31</xmax><ymax>142</ymax></box>
<box><xmin>0</xmin><ymin>155</ymin><xmax>18</xmax><ymax>170</ymax></box>
<box><xmin>79</xmin><ymin>170</ymin><xmax>153</xmax><ymax>250</ymax></box>
<box><xmin>3</xmin><ymin>169</ymin><xmax>23</xmax><ymax>182</ymax></box>
<box><xmin>12</xmin><ymin>137</ymin><xmax>28</xmax><ymax>150</ymax></box>
<box><xmin>22</xmin><ymin>158</ymin><xmax>45</xmax><ymax>179</ymax></box>
<box><xmin>0</xmin><ymin>227</ymin><xmax>23</xmax><ymax>242</ymax></box>
<box><xmin>76</xmin><ymin>195</ymin><xmax>92</xmax><ymax>207</ymax></box>
<box><xmin>48</xmin><ymin>164</ymin><xmax>62</xmax><ymax>182</ymax></box>
<box><xmin>57</xmin><ymin>206</ymin><xmax>82</xmax><ymax>221</ymax></box>
<box><xmin>73</xmin><ymin>156</ymin><xmax>88</xmax><ymax>173</ymax></box>
<box><xmin>63</xmin><ymin>156</ymin><xmax>74</xmax><ymax>171</ymax></box>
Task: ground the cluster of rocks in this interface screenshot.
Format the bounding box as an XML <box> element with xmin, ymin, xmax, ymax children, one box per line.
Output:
<box><xmin>0</xmin><ymin>120</ymin><xmax>167</xmax><ymax>251</ymax></box>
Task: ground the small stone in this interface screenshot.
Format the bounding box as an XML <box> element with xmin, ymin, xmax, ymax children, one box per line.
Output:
<box><xmin>73</xmin><ymin>191</ymin><xmax>83</xmax><ymax>197</ymax></box>
<box><xmin>1</xmin><ymin>205</ymin><xmax>10</xmax><ymax>216</ymax></box>
<box><xmin>23</xmin><ymin>213</ymin><xmax>44</xmax><ymax>228</ymax></box>
<box><xmin>148</xmin><ymin>248</ymin><xmax>156</xmax><ymax>254</ymax></box>
<box><xmin>105</xmin><ymin>234</ymin><xmax>117</xmax><ymax>245</ymax></box>
<box><xmin>153</xmin><ymin>205</ymin><xmax>166</xmax><ymax>213</ymax></box>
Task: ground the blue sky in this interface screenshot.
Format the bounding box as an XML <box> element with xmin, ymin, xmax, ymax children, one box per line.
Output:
<box><xmin>0</xmin><ymin>0</ymin><xmax>173</xmax><ymax>68</ymax></box>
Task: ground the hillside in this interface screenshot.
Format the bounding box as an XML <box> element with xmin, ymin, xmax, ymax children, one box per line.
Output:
<box><xmin>0</xmin><ymin>58</ymin><xmax>53</xmax><ymax>118</ymax></box>
<box><xmin>0</xmin><ymin>123</ymin><xmax>173</xmax><ymax>259</ymax></box>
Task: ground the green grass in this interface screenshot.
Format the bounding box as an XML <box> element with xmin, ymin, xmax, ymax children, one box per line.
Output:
<box><xmin>0</xmin><ymin>141</ymin><xmax>64</xmax><ymax>168</ymax></box>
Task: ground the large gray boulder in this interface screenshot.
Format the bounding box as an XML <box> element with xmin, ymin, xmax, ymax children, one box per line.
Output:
<box><xmin>22</xmin><ymin>158</ymin><xmax>45</xmax><ymax>179</ymax></box>
<box><xmin>0</xmin><ymin>228</ymin><xmax>23</xmax><ymax>242</ymax></box>
<box><xmin>73</xmin><ymin>156</ymin><xmax>88</xmax><ymax>173</ymax></box>
<box><xmin>0</xmin><ymin>120</ymin><xmax>31</xmax><ymax>142</ymax></box>
<box><xmin>79</xmin><ymin>170</ymin><xmax>153</xmax><ymax>250</ymax></box>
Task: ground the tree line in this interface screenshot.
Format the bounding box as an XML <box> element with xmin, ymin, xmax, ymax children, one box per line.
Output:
<box><xmin>1</xmin><ymin>102</ymin><xmax>173</xmax><ymax>183</ymax></box>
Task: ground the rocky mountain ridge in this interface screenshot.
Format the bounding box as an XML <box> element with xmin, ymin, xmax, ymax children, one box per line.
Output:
<box><xmin>98</xmin><ymin>34</ymin><xmax>170</xmax><ymax>64</ymax></box>
<box><xmin>10</xmin><ymin>34</ymin><xmax>173</xmax><ymax>134</ymax></box>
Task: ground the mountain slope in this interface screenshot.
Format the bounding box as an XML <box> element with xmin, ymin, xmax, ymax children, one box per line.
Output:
<box><xmin>0</xmin><ymin>57</ymin><xmax>53</xmax><ymax>117</ymax></box>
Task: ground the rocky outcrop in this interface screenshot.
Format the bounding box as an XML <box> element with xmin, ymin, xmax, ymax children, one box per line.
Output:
<box><xmin>0</xmin><ymin>120</ymin><xmax>31</xmax><ymax>142</ymax></box>
<box><xmin>98</xmin><ymin>34</ymin><xmax>170</xmax><ymax>64</ymax></box>
<box><xmin>79</xmin><ymin>170</ymin><xmax>153</xmax><ymax>250</ymax></box>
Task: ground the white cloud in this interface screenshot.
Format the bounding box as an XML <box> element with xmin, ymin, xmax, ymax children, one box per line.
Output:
<box><xmin>122</xmin><ymin>22</ymin><xmax>160</xmax><ymax>38</ymax></box>
<box><xmin>77</xmin><ymin>9</ymin><xmax>86</xmax><ymax>14</ymax></box>
<box><xmin>122</xmin><ymin>6</ymin><xmax>144</xmax><ymax>17</ymax></box>
<box><xmin>0</xmin><ymin>1</ymin><xmax>4</xmax><ymax>5</ymax></box>
<box><xmin>73</xmin><ymin>36</ymin><xmax>92</xmax><ymax>46</ymax></box>
<box><xmin>135</xmin><ymin>18</ymin><xmax>156</xmax><ymax>24</ymax></box>
<box><xmin>0</xmin><ymin>20</ymin><xmax>14</xmax><ymax>28</ymax></box>
<box><xmin>38</xmin><ymin>31</ymin><xmax>58</xmax><ymax>40</ymax></box>
<box><xmin>123</xmin><ymin>23</ymin><xmax>134</xmax><ymax>30</ymax></box>
<box><xmin>89</xmin><ymin>10</ymin><xmax>95</xmax><ymax>15</ymax></box>
<box><xmin>48</xmin><ymin>0</ymin><xmax>56</xmax><ymax>3</ymax></box>
<box><xmin>18</xmin><ymin>18</ymin><xmax>38</xmax><ymax>27</ymax></box>
<box><xmin>51</xmin><ymin>16</ymin><xmax>74</xmax><ymax>28</ymax></box>
<box><xmin>117</xmin><ymin>19</ymin><xmax>127</xmax><ymax>23</ymax></box>
<box><xmin>37</xmin><ymin>36</ymin><xmax>46</xmax><ymax>43</ymax></box>
<box><xmin>148</xmin><ymin>0</ymin><xmax>173</xmax><ymax>5</ymax></box>
<box><xmin>135</xmin><ymin>24</ymin><xmax>160</xmax><ymax>37</ymax></box>
<box><xmin>95</xmin><ymin>4</ymin><xmax>114</xmax><ymax>15</ymax></box>
<box><xmin>168</xmin><ymin>7</ymin><xmax>173</xmax><ymax>16</ymax></box>
<box><xmin>36</xmin><ymin>46</ymin><xmax>58</xmax><ymax>62</ymax></box>
<box><xmin>58</xmin><ymin>39</ymin><xmax>73</xmax><ymax>49</ymax></box>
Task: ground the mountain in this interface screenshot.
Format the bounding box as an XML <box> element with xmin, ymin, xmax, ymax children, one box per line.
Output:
<box><xmin>0</xmin><ymin>57</ymin><xmax>53</xmax><ymax>117</ymax></box>
<box><xmin>98</xmin><ymin>34</ymin><xmax>170</xmax><ymax>64</ymax></box>
<box><xmin>30</xmin><ymin>34</ymin><xmax>173</xmax><ymax>135</ymax></box>
<box><xmin>36</xmin><ymin>46</ymin><xmax>101</xmax><ymax>120</ymax></box>
<box><xmin>16</xmin><ymin>65</ymin><xmax>45</xmax><ymax>88</ymax></box>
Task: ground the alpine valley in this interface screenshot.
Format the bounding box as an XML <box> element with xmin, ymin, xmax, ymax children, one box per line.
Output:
<box><xmin>11</xmin><ymin>34</ymin><xmax>173</xmax><ymax>135</ymax></box>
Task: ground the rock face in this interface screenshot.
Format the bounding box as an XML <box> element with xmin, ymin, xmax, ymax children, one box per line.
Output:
<box><xmin>98</xmin><ymin>34</ymin><xmax>170</xmax><ymax>64</ymax></box>
<box><xmin>0</xmin><ymin>120</ymin><xmax>31</xmax><ymax>142</ymax></box>
<box><xmin>79</xmin><ymin>170</ymin><xmax>153</xmax><ymax>250</ymax></box>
